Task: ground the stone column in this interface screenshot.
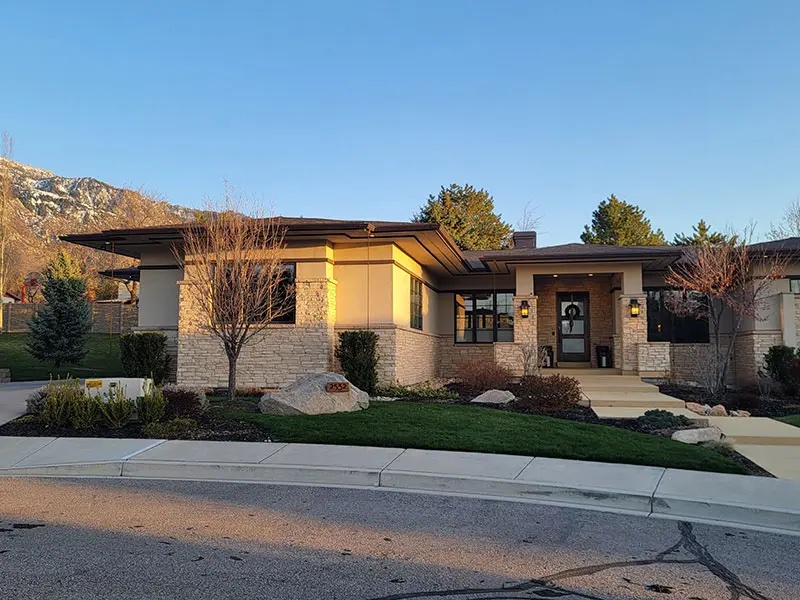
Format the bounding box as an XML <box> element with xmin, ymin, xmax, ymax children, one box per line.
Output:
<box><xmin>617</xmin><ymin>294</ymin><xmax>647</xmax><ymax>374</ymax></box>
<box><xmin>495</xmin><ymin>295</ymin><xmax>538</xmax><ymax>376</ymax></box>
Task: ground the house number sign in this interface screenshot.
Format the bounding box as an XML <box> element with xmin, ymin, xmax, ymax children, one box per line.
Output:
<box><xmin>325</xmin><ymin>382</ymin><xmax>350</xmax><ymax>393</ymax></box>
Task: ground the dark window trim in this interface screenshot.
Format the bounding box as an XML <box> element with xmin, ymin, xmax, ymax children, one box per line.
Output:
<box><xmin>453</xmin><ymin>290</ymin><xmax>515</xmax><ymax>344</ymax></box>
<box><xmin>789</xmin><ymin>277</ymin><xmax>800</xmax><ymax>293</ymax></box>
<box><xmin>410</xmin><ymin>276</ymin><xmax>423</xmax><ymax>331</ymax></box>
<box><xmin>644</xmin><ymin>286</ymin><xmax>709</xmax><ymax>344</ymax></box>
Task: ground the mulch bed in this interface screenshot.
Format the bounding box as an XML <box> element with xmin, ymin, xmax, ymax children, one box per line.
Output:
<box><xmin>658</xmin><ymin>383</ymin><xmax>800</xmax><ymax>418</ymax></box>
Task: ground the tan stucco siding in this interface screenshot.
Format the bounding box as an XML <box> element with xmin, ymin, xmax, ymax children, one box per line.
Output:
<box><xmin>137</xmin><ymin>248</ymin><xmax>182</xmax><ymax>329</ymax></box>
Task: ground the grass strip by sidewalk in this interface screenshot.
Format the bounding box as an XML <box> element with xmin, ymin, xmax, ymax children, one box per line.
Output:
<box><xmin>213</xmin><ymin>401</ymin><xmax>747</xmax><ymax>475</ymax></box>
<box><xmin>0</xmin><ymin>333</ymin><xmax>123</xmax><ymax>381</ymax></box>
<box><xmin>777</xmin><ymin>415</ymin><xmax>800</xmax><ymax>428</ymax></box>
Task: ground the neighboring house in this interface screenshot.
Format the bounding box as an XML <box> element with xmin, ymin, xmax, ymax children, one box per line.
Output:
<box><xmin>62</xmin><ymin>220</ymin><xmax>800</xmax><ymax>388</ymax></box>
<box><xmin>2</xmin><ymin>292</ymin><xmax>21</xmax><ymax>304</ymax></box>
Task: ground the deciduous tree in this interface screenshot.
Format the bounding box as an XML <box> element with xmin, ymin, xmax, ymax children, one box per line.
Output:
<box><xmin>176</xmin><ymin>188</ymin><xmax>295</xmax><ymax>402</ymax></box>
<box><xmin>413</xmin><ymin>184</ymin><xmax>513</xmax><ymax>250</ymax></box>
<box><xmin>767</xmin><ymin>199</ymin><xmax>800</xmax><ymax>240</ymax></box>
<box><xmin>581</xmin><ymin>195</ymin><xmax>666</xmax><ymax>246</ymax></box>
<box><xmin>665</xmin><ymin>230</ymin><xmax>789</xmax><ymax>397</ymax></box>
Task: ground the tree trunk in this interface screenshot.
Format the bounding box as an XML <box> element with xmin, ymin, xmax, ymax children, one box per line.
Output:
<box><xmin>226</xmin><ymin>350</ymin><xmax>239</xmax><ymax>403</ymax></box>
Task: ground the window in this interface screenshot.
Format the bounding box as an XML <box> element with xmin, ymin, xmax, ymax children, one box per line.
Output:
<box><xmin>790</xmin><ymin>278</ymin><xmax>800</xmax><ymax>294</ymax></box>
<box><xmin>454</xmin><ymin>291</ymin><xmax>514</xmax><ymax>343</ymax></box>
<box><xmin>214</xmin><ymin>262</ymin><xmax>296</xmax><ymax>324</ymax></box>
<box><xmin>410</xmin><ymin>277</ymin><xmax>423</xmax><ymax>330</ymax></box>
<box><xmin>269</xmin><ymin>263</ymin><xmax>296</xmax><ymax>324</ymax></box>
<box><xmin>646</xmin><ymin>288</ymin><xmax>708</xmax><ymax>344</ymax></box>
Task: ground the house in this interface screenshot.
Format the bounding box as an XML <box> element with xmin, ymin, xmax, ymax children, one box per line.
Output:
<box><xmin>1</xmin><ymin>291</ymin><xmax>21</xmax><ymax>304</ymax></box>
<box><xmin>62</xmin><ymin>220</ymin><xmax>800</xmax><ymax>389</ymax></box>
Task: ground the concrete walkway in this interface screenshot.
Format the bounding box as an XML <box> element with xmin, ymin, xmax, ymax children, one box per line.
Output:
<box><xmin>0</xmin><ymin>436</ymin><xmax>798</xmax><ymax>536</ymax></box>
<box><xmin>0</xmin><ymin>382</ymin><xmax>46</xmax><ymax>425</ymax></box>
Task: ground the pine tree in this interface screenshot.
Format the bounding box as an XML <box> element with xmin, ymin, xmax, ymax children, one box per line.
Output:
<box><xmin>581</xmin><ymin>195</ymin><xmax>666</xmax><ymax>246</ymax></box>
<box><xmin>46</xmin><ymin>248</ymin><xmax>84</xmax><ymax>279</ymax></box>
<box><xmin>413</xmin><ymin>184</ymin><xmax>513</xmax><ymax>250</ymax></box>
<box><xmin>26</xmin><ymin>266</ymin><xmax>92</xmax><ymax>368</ymax></box>
<box><xmin>672</xmin><ymin>219</ymin><xmax>730</xmax><ymax>246</ymax></box>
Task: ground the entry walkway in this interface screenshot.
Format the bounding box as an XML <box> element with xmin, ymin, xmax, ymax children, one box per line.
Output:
<box><xmin>564</xmin><ymin>369</ymin><xmax>800</xmax><ymax>479</ymax></box>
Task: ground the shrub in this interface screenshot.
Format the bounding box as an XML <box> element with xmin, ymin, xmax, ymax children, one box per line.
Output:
<box><xmin>373</xmin><ymin>385</ymin><xmax>459</xmax><ymax>400</ymax></box>
<box><xmin>135</xmin><ymin>386</ymin><xmax>167</xmax><ymax>425</ymax></box>
<box><xmin>335</xmin><ymin>331</ymin><xmax>379</xmax><ymax>394</ymax></box>
<box><xmin>764</xmin><ymin>345</ymin><xmax>799</xmax><ymax>384</ymax></box>
<box><xmin>456</xmin><ymin>360</ymin><xmax>512</xmax><ymax>394</ymax></box>
<box><xmin>40</xmin><ymin>379</ymin><xmax>85</xmax><ymax>428</ymax></box>
<box><xmin>636</xmin><ymin>409</ymin><xmax>692</xmax><ymax>432</ymax></box>
<box><xmin>120</xmin><ymin>332</ymin><xmax>171</xmax><ymax>384</ymax></box>
<box><xmin>41</xmin><ymin>395</ymin><xmax>72</xmax><ymax>428</ymax></box>
<box><xmin>162</xmin><ymin>385</ymin><xmax>209</xmax><ymax>419</ymax></box>
<box><xmin>26</xmin><ymin>387</ymin><xmax>50</xmax><ymax>415</ymax></box>
<box><xmin>142</xmin><ymin>418</ymin><xmax>199</xmax><ymax>439</ymax></box>
<box><xmin>69</xmin><ymin>395</ymin><xmax>102</xmax><ymax>429</ymax></box>
<box><xmin>515</xmin><ymin>374</ymin><xmax>582</xmax><ymax>411</ymax></box>
<box><xmin>99</xmin><ymin>387</ymin><xmax>135</xmax><ymax>429</ymax></box>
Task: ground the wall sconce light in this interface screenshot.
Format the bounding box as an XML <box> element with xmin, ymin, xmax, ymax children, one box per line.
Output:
<box><xmin>629</xmin><ymin>298</ymin><xmax>640</xmax><ymax>318</ymax></box>
<box><xmin>520</xmin><ymin>300</ymin><xmax>530</xmax><ymax>318</ymax></box>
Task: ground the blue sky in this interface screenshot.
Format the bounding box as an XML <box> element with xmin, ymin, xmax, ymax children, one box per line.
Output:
<box><xmin>2</xmin><ymin>1</ymin><xmax>798</xmax><ymax>245</ymax></box>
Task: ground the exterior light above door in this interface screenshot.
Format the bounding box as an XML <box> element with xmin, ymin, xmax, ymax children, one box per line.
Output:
<box><xmin>520</xmin><ymin>300</ymin><xmax>530</xmax><ymax>318</ymax></box>
<box><xmin>629</xmin><ymin>298</ymin><xmax>640</xmax><ymax>317</ymax></box>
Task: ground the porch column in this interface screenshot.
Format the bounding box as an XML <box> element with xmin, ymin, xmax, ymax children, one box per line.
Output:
<box><xmin>617</xmin><ymin>294</ymin><xmax>647</xmax><ymax>373</ymax></box>
<box><xmin>495</xmin><ymin>295</ymin><xmax>538</xmax><ymax>376</ymax></box>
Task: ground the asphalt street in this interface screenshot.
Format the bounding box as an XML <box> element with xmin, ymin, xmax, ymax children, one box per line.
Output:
<box><xmin>0</xmin><ymin>478</ymin><xmax>797</xmax><ymax>599</ymax></box>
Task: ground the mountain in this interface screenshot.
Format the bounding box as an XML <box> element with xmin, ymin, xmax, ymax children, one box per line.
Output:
<box><xmin>0</xmin><ymin>157</ymin><xmax>194</xmax><ymax>240</ymax></box>
<box><xmin>0</xmin><ymin>158</ymin><xmax>194</xmax><ymax>292</ymax></box>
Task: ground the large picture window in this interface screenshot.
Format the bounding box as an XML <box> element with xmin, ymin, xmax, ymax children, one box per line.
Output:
<box><xmin>410</xmin><ymin>276</ymin><xmax>423</xmax><ymax>330</ymax></box>
<box><xmin>455</xmin><ymin>291</ymin><xmax>514</xmax><ymax>343</ymax></box>
<box><xmin>646</xmin><ymin>288</ymin><xmax>708</xmax><ymax>344</ymax></box>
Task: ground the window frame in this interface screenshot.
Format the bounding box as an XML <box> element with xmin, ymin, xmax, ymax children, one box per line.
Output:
<box><xmin>410</xmin><ymin>276</ymin><xmax>423</xmax><ymax>331</ymax></box>
<box><xmin>789</xmin><ymin>277</ymin><xmax>800</xmax><ymax>294</ymax></box>
<box><xmin>453</xmin><ymin>290</ymin><xmax>515</xmax><ymax>344</ymax></box>
<box><xmin>644</xmin><ymin>287</ymin><xmax>709</xmax><ymax>344</ymax></box>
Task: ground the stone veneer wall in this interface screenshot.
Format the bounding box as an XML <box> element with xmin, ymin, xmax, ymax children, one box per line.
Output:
<box><xmin>733</xmin><ymin>331</ymin><xmax>783</xmax><ymax>385</ymax></box>
<box><xmin>394</xmin><ymin>327</ymin><xmax>440</xmax><ymax>384</ymax></box>
<box><xmin>617</xmin><ymin>295</ymin><xmax>647</xmax><ymax>373</ymax></box>
<box><xmin>438</xmin><ymin>341</ymin><xmax>496</xmax><ymax>379</ymax></box>
<box><xmin>795</xmin><ymin>295</ymin><xmax>800</xmax><ymax>344</ymax></box>
<box><xmin>177</xmin><ymin>277</ymin><xmax>337</xmax><ymax>389</ymax></box>
<box><xmin>535</xmin><ymin>278</ymin><xmax>614</xmax><ymax>367</ymax></box>
<box><xmin>495</xmin><ymin>295</ymin><xmax>537</xmax><ymax>376</ymax></box>
<box><xmin>637</xmin><ymin>342</ymin><xmax>671</xmax><ymax>375</ymax></box>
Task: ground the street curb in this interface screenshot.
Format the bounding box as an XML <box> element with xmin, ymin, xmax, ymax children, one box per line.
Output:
<box><xmin>0</xmin><ymin>439</ymin><xmax>798</xmax><ymax>537</ymax></box>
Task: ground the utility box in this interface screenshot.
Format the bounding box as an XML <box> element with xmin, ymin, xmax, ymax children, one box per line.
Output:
<box><xmin>84</xmin><ymin>378</ymin><xmax>153</xmax><ymax>401</ymax></box>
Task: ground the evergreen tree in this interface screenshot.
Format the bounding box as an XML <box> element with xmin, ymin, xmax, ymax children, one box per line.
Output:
<box><xmin>581</xmin><ymin>195</ymin><xmax>666</xmax><ymax>246</ymax></box>
<box><xmin>672</xmin><ymin>219</ymin><xmax>730</xmax><ymax>246</ymax></box>
<box><xmin>26</xmin><ymin>260</ymin><xmax>92</xmax><ymax>368</ymax></box>
<box><xmin>413</xmin><ymin>184</ymin><xmax>513</xmax><ymax>250</ymax></box>
<box><xmin>46</xmin><ymin>248</ymin><xmax>84</xmax><ymax>279</ymax></box>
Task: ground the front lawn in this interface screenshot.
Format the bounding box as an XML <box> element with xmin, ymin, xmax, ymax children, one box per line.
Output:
<box><xmin>213</xmin><ymin>401</ymin><xmax>748</xmax><ymax>475</ymax></box>
<box><xmin>778</xmin><ymin>415</ymin><xmax>800</xmax><ymax>428</ymax></box>
<box><xmin>0</xmin><ymin>333</ymin><xmax>124</xmax><ymax>381</ymax></box>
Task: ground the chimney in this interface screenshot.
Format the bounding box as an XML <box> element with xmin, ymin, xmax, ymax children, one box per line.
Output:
<box><xmin>512</xmin><ymin>231</ymin><xmax>537</xmax><ymax>249</ymax></box>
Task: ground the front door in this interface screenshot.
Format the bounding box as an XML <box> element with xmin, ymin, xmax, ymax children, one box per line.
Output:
<box><xmin>557</xmin><ymin>292</ymin><xmax>590</xmax><ymax>363</ymax></box>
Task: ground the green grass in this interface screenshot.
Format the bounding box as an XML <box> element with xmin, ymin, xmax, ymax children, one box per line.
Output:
<box><xmin>213</xmin><ymin>401</ymin><xmax>748</xmax><ymax>475</ymax></box>
<box><xmin>777</xmin><ymin>415</ymin><xmax>800</xmax><ymax>428</ymax></box>
<box><xmin>0</xmin><ymin>333</ymin><xmax>124</xmax><ymax>381</ymax></box>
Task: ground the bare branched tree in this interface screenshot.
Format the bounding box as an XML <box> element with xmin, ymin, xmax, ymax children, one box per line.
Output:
<box><xmin>176</xmin><ymin>188</ymin><xmax>295</xmax><ymax>401</ymax></box>
<box><xmin>0</xmin><ymin>132</ymin><xmax>14</xmax><ymax>329</ymax></box>
<box><xmin>665</xmin><ymin>228</ymin><xmax>789</xmax><ymax>397</ymax></box>
<box><xmin>767</xmin><ymin>199</ymin><xmax>800</xmax><ymax>241</ymax></box>
<box><xmin>516</xmin><ymin>201</ymin><xmax>541</xmax><ymax>232</ymax></box>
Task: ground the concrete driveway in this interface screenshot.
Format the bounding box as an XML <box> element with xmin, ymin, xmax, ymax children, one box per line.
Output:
<box><xmin>0</xmin><ymin>382</ymin><xmax>45</xmax><ymax>425</ymax></box>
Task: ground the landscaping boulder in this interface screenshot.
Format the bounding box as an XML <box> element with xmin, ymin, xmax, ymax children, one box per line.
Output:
<box><xmin>685</xmin><ymin>402</ymin><xmax>709</xmax><ymax>416</ymax></box>
<box><xmin>730</xmin><ymin>410</ymin><xmax>751</xmax><ymax>417</ymax></box>
<box><xmin>710</xmin><ymin>404</ymin><xmax>728</xmax><ymax>417</ymax></box>
<box><xmin>671</xmin><ymin>426</ymin><xmax>723</xmax><ymax>444</ymax></box>
<box><xmin>471</xmin><ymin>389</ymin><xmax>515</xmax><ymax>405</ymax></box>
<box><xmin>259</xmin><ymin>372</ymin><xmax>369</xmax><ymax>416</ymax></box>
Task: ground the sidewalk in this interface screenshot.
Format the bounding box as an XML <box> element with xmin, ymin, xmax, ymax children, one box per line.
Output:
<box><xmin>1</xmin><ymin>436</ymin><xmax>798</xmax><ymax>536</ymax></box>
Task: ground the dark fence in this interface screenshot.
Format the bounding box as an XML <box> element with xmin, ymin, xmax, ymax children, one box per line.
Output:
<box><xmin>2</xmin><ymin>303</ymin><xmax>138</xmax><ymax>334</ymax></box>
